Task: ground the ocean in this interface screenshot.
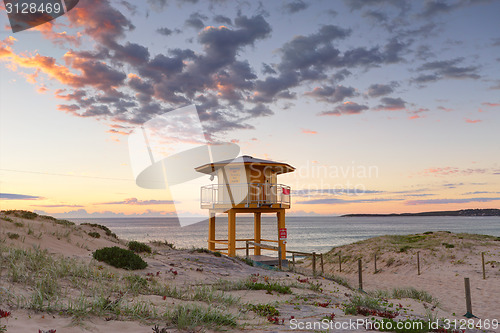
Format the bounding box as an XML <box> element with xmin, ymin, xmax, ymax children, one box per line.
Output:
<box><xmin>69</xmin><ymin>216</ymin><xmax>500</xmax><ymax>255</ymax></box>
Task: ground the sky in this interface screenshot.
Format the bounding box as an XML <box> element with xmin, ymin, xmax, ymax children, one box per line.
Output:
<box><xmin>0</xmin><ymin>0</ymin><xmax>499</xmax><ymax>218</ymax></box>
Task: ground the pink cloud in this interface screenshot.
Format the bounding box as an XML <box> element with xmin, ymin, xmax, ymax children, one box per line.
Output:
<box><xmin>302</xmin><ymin>128</ymin><xmax>318</xmax><ymax>134</ymax></box>
<box><xmin>437</xmin><ymin>106</ymin><xmax>453</xmax><ymax>112</ymax></box>
<box><xmin>420</xmin><ymin>166</ymin><xmax>490</xmax><ymax>176</ymax></box>
<box><xmin>481</xmin><ymin>102</ymin><xmax>500</xmax><ymax>107</ymax></box>
<box><xmin>465</xmin><ymin>118</ymin><xmax>482</xmax><ymax>123</ymax></box>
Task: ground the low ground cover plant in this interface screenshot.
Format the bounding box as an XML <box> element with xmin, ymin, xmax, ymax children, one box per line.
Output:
<box><xmin>128</xmin><ymin>241</ymin><xmax>152</xmax><ymax>254</ymax></box>
<box><xmin>93</xmin><ymin>246</ymin><xmax>147</xmax><ymax>270</ymax></box>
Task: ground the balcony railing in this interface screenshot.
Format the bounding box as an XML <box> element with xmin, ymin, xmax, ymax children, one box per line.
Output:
<box><xmin>201</xmin><ymin>183</ymin><xmax>291</xmax><ymax>208</ymax></box>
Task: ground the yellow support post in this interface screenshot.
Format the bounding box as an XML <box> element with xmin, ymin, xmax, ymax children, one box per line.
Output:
<box><xmin>208</xmin><ymin>212</ymin><xmax>215</xmax><ymax>251</ymax></box>
<box><xmin>254</xmin><ymin>212</ymin><xmax>261</xmax><ymax>255</ymax></box>
<box><xmin>228</xmin><ymin>209</ymin><xmax>236</xmax><ymax>257</ymax></box>
<box><xmin>277</xmin><ymin>209</ymin><xmax>286</xmax><ymax>260</ymax></box>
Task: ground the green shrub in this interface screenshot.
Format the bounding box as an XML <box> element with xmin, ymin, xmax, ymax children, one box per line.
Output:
<box><xmin>3</xmin><ymin>210</ymin><xmax>38</xmax><ymax>219</ymax></box>
<box><xmin>54</xmin><ymin>219</ymin><xmax>75</xmax><ymax>227</ymax></box>
<box><xmin>128</xmin><ymin>241</ymin><xmax>151</xmax><ymax>254</ymax></box>
<box><xmin>93</xmin><ymin>247</ymin><xmax>147</xmax><ymax>270</ymax></box>
<box><xmin>423</xmin><ymin>231</ymin><xmax>433</xmax><ymax>235</ymax></box>
<box><xmin>7</xmin><ymin>232</ymin><xmax>20</xmax><ymax>240</ymax></box>
<box><xmin>442</xmin><ymin>242</ymin><xmax>455</xmax><ymax>249</ymax></box>
<box><xmin>81</xmin><ymin>223</ymin><xmax>117</xmax><ymax>238</ymax></box>
<box><xmin>88</xmin><ymin>232</ymin><xmax>101</xmax><ymax>238</ymax></box>
<box><xmin>1</xmin><ymin>217</ymin><xmax>13</xmax><ymax>222</ymax></box>
<box><xmin>399</xmin><ymin>245</ymin><xmax>411</xmax><ymax>253</ymax></box>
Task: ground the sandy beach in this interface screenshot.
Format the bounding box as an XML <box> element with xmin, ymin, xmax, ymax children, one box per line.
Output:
<box><xmin>1</xmin><ymin>211</ymin><xmax>499</xmax><ymax>332</ymax></box>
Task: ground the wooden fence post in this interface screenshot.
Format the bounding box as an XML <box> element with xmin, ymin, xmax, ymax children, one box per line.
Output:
<box><xmin>312</xmin><ymin>252</ymin><xmax>316</xmax><ymax>276</ymax></box>
<box><xmin>339</xmin><ymin>254</ymin><xmax>342</xmax><ymax>272</ymax></box>
<box><xmin>358</xmin><ymin>259</ymin><xmax>363</xmax><ymax>291</ymax></box>
<box><xmin>374</xmin><ymin>253</ymin><xmax>377</xmax><ymax>273</ymax></box>
<box><xmin>320</xmin><ymin>253</ymin><xmax>324</xmax><ymax>275</ymax></box>
<box><xmin>292</xmin><ymin>253</ymin><xmax>296</xmax><ymax>271</ymax></box>
<box><xmin>464</xmin><ymin>277</ymin><xmax>476</xmax><ymax>318</ymax></box>
<box><xmin>482</xmin><ymin>252</ymin><xmax>486</xmax><ymax>280</ymax></box>
<box><xmin>246</xmin><ymin>241</ymin><xmax>249</xmax><ymax>259</ymax></box>
<box><xmin>417</xmin><ymin>251</ymin><xmax>421</xmax><ymax>276</ymax></box>
<box><xmin>278</xmin><ymin>246</ymin><xmax>282</xmax><ymax>270</ymax></box>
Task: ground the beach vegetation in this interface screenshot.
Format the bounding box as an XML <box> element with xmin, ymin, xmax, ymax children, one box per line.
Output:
<box><xmin>0</xmin><ymin>309</ymin><xmax>11</xmax><ymax>333</ymax></box>
<box><xmin>53</xmin><ymin>219</ymin><xmax>75</xmax><ymax>227</ymax></box>
<box><xmin>81</xmin><ymin>223</ymin><xmax>117</xmax><ymax>238</ymax></box>
<box><xmin>399</xmin><ymin>246</ymin><xmax>411</xmax><ymax>253</ymax></box>
<box><xmin>386</xmin><ymin>257</ymin><xmax>395</xmax><ymax>266</ymax></box>
<box><xmin>7</xmin><ymin>232</ymin><xmax>19</xmax><ymax>240</ymax></box>
<box><xmin>214</xmin><ymin>277</ymin><xmax>292</xmax><ymax>294</ymax></box>
<box><xmin>442</xmin><ymin>242</ymin><xmax>455</xmax><ymax>248</ymax></box>
<box><xmin>167</xmin><ymin>303</ymin><xmax>237</xmax><ymax>330</ymax></box>
<box><xmin>247</xmin><ymin>303</ymin><xmax>280</xmax><ymax>317</ymax></box>
<box><xmin>324</xmin><ymin>273</ymin><xmax>352</xmax><ymax>289</ymax></box>
<box><xmin>348</xmin><ymin>295</ymin><xmax>383</xmax><ymax>310</ymax></box>
<box><xmin>189</xmin><ymin>247</ymin><xmax>222</xmax><ymax>257</ymax></box>
<box><xmin>3</xmin><ymin>210</ymin><xmax>38</xmax><ymax>219</ymax></box>
<box><xmin>1</xmin><ymin>217</ymin><xmax>13</xmax><ymax>223</ymax></box>
<box><xmin>237</xmin><ymin>256</ymin><xmax>254</xmax><ymax>266</ymax></box>
<box><xmin>369</xmin><ymin>288</ymin><xmax>439</xmax><ymax>306</ymax></box>
<box><xmin>88</xmin><ymin>231</ymin><xmax>100</xmax><ymax>238</ymax></box>
<box><xmin>151</xmin><ymin>240</ymin><xmax>175</xmax><ymax>249</ymax></box>
<box><xmin>127</xmin><ymin>240</ymin><xmax>152</xmax><ymax>254</ymax></box>
<box><xmin>93</xmin><ymin>246</ymin><xmax>147</xmax><ymax>270</ymax></box>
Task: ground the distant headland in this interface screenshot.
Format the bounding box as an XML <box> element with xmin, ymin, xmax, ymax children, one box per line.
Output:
<box><xmin>342</xmin><ymin>208</ymin><xmax>500</xmax><ymax>217</ymax></box>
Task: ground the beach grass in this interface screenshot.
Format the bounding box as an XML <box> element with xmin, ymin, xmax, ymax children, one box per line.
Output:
<box><xmin>369</xmin><ymin>287</ymin><xmax>439</xmax><ymax>306</ymax></box>
<box><xmin>0</xmin><ymin>242</ymin><xmax>241</xmax><ymax>329</ymax></box>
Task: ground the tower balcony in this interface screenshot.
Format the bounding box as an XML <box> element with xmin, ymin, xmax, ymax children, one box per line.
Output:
<box><xmin>201</xmin><ymin>183</ymin><xmax>291</xmax><ymax>210</ymax></box>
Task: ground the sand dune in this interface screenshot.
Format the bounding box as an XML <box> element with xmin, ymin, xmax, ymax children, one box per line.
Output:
<box><xmin>1</xmin><ymin>211</ymin><xmax>499</xmax><ymax>332</ymax></box>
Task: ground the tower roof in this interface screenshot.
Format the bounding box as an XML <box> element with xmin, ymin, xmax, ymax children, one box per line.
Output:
<box><xmin>195</xmin><ymin>155</ymin><xmax>295</xmax><ymax>175</ymax></box>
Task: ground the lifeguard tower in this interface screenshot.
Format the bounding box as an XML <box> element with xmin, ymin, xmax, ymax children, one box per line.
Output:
<box><xmin>195</xmin><ymin>155</ymin><xmax>294</xmax><ymax>264</ymax></box>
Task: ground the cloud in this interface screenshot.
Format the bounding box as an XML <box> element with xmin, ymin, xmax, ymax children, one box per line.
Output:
<box><xmin>463</xmin><ymin>191</ymin><xmax>500</xmax><ymax>195</ymax></box>
<box><xmin>481</xmin><ymin>102</ymin><xmax>500</xmax><ymax>107</ymax></box>
<box><xmin>213</xmin><ymin>15</ymin><xmax>232</xmax><ymax>25</ymax></box>
<box><xmin>416</xmin><ymin>58</ymin><xmax>480</xmax><ymax>82</ymax></box>
<box><xmin>305</xmin><ymin>85</ymin><xmax>357</xmax><ymax>103</ymax></box>
<box><xmin>406</xmin><ymin>197</ymin><xmax>500</xmax><ymax>205</ymax></box>
<box><xmin>33</xmin><ymin>208</ymin><xmax>180</xmax><ymax>218</ymax></box>
<box><xmin>156</xmin><ymin>27</ymin><xmax>173</xmax><ymax>36</ymax></box>
<box><xmin>297</xmin><ymin>197</ymin><xmax>403</xmax><ymax>204</ymax></box>
<box><xmin>344</xmin><ymin>0</ymin><xmax>407</xmax><ymax>11</ymax></box>
<box><xmin>465</xmin><ymin>118</ymin><xmax>481</xmax><ymax>123</ymax></box>
<box><xmin>33</xmin><ymin>21</ymin><xmax>82</xmax><ymax>46</ymax></box>
<box><xmin>31</xmin><ymin>204</ymin><xmax>84</xmax><ymax>208</ymax></box>
<box><xmin>96</xmin><ymin>197</ymin><xmax>175</xmax><ymax>205</ymax></box>
<box><xmin>419</xmin><ymin>0</ymin><xmax>492</xmax><ymax>18</ymax></box>
<box><xmin>366</xmin><ymin>82</ymin><xmax>397</xmax><ymax>97</ymax></box>
<box><xmin>295</xmin><ymin>188</ymin><xmax>385</xmax><ymax>197</ymax></box>
<box><xmin>376</xmin><ymin>97</ymin><xmax>407</xmax><ymax>111</ymax></box>
<box><xmin>283</xmin><ymin>0</ymin><xmax>309</xmax><ymax>14</ymax></box>
<box><xmin>301</xmin><ymin>128</ymin><xmax>318</xmax><ymax>134</ymax></box>
<box><xmin>184</xmin><ymin>12</ymin><xmax>208</xmax><ymax>30</ymax></box>
<box><xmin>320</xmin><ymin>101</ymin><xmax>369</xmax><ymax>116</ymax></box>
<box><xmin>437</xmin><ymin>105</ymin><xmax>453</xmax><ymax>112</ymax></box>
<box><xmin>421</xmin><ymin>166</ymin><xmax>490</xmax><ymax>176</ymax></box>
<box><xmin>0</xmin><ymin>193</ymin><xmax>43</xmax><ymax>200</ymax></box>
